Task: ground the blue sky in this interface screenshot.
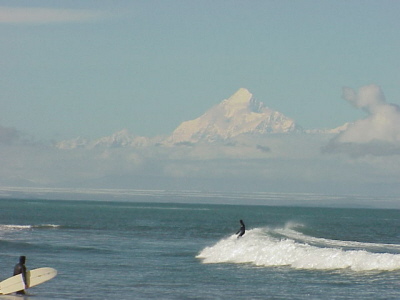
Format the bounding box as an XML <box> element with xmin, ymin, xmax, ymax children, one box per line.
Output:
<box><xmin>2</xmin><ymin>0</ymin><xmax>400</xmax><ymax>140</ymax></box>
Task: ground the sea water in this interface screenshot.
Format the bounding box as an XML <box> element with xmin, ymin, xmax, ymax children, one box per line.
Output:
<box><xmin>1</xmin><ymin>198</ymin><xmax>400</xmax><ymax>299</ymax></box>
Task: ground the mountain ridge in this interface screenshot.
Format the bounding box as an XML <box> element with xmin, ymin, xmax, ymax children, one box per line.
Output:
<box><xmin>55</xmin><ymin>88</ymin><xmax>346</xmax><ymax>149</ymax></box>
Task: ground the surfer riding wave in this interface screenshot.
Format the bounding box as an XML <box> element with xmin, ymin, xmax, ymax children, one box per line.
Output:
<box><xmin>236</xmin><ymin>220</ymin><xmax>245</xmax><ymax>238</ymax></box>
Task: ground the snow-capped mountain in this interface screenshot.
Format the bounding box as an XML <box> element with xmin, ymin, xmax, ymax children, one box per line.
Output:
<box><xmin>169</xmin><ymin>88</ymin><xmax>300</xmax><ymax>143</ymax></box>
<box><xmin>55</xmin><ymin>136</ymin><xmax>90</xmax><ymax>149</ymax></box>
<box><xmin>55</xmin><ymin>88</ymin><xmax>347</xmax><ymax>150</ymax></box>
<box><xmin>55</xmin><ymin>129</ymin><xmax>151</xmax><ymax>149</ymax></box>
<box><xmin>91</xmin><ymin>129</ymin><xmax>150</xmax><ymax>148</ymax></box>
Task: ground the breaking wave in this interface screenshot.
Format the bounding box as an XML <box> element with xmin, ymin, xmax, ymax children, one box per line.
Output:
<box><xmin>0</xmin><ymin>224</ymin><xmax>60</xmax><ymax>231</ymax></box>
<box><xmin>196</xmin><ymin>225</ymin><xmax>400</xmax><ymax>272</ymax></box>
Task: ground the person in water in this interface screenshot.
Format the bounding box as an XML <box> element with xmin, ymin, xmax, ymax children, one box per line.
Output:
<box><xmin>13</xmin><ymin>256</ymin><xmax>28</xmax><ymax>294</ymax></box>
<box><xmin>236</xmin><ymin>219</ymin><xmax>245</xmax><ymax>238</ymax></box>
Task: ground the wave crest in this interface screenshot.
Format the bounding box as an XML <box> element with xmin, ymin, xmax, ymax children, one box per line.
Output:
<box><xmin>0</xmin><ymin>224</ymin><xmax>60</xmax><ymax>231</ymax></box>
<box><xmin>196</xmin><ymin>227</ymin><xmax>400</xmax><ymax>272</ymax></box>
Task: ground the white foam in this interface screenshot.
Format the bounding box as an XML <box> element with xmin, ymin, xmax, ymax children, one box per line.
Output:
<box><xmin>33</xmin><ymin>224</ymin><xmax>60</xmax><ymax>229</ymax></box>
<box><xmin>0</xmin><ymin>224</ymin><xmax>60</xmax><ymax>231</ymax></box>
<box><xmin>0</xmin><ymin>225</ymin><xmax>32</xmax><ymax>230</ymax></box>
<box><xmin>196</xmin><ymin>228</ymin><xmax>400</xmax><ymax>272</ymax></box>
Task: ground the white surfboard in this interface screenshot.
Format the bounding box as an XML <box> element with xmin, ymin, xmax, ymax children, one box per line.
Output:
<box><xmin>0</xmin><ymin>267</ymin><xmax>57</xmax><ymax>295</ymax></box>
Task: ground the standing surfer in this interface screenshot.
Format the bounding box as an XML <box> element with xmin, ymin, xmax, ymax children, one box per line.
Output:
<box><xmin>236</xmin><ymin>220</ymin><xmax>245</xmax><ymax>238</ymax></box>
<box><xmin>13</xmin><ymin>255</ymin><xmax>28</xmax><ymax>294</ymax></box>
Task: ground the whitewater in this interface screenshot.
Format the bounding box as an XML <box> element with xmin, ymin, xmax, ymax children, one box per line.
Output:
<box><xmin>197</xmin><ymin>225</ymin><xmax>400</xmax><ymax>272</ymax></box>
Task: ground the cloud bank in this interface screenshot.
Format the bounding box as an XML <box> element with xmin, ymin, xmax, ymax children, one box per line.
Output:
<box><xmin>1</xmin><ymin>131</ymin><xmax>399</xmax><ymax>197</ymax></box>
<box><xmin>323</xmin><ymin>84</ymin><xmax>400</xmax><ymax>156</ymax></box>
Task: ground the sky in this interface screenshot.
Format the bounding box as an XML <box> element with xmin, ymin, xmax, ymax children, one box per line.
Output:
<box><xmin>2</xmin><ymin>0</ymin><xmax>399</xmax><ymax>140</ymax></box>
<box><xmin>1</xmin><ymin>1</ymin><xmax>400</xmax><ymax>204</ymax></box>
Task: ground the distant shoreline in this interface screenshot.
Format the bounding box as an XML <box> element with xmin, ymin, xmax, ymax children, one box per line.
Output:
<box><xmin>1</xmin><ymin>186</ymin><xmax>399</xmax><ymax>209</ymax></box>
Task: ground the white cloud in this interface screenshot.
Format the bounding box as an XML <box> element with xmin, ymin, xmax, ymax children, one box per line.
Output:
<box><xmin>323</xmin><ymin>84</ymin><xmax>400</xmax><ymax>156</ymax></box>
<box><xmin>0</xmin><ymin>6</ymin><xmax>105</xmax><ymax>24</ymax></box>
<box><xmin>342</xmin><ymin>84</ymin><xmax>386</xmax><ymax>112</ymax></box>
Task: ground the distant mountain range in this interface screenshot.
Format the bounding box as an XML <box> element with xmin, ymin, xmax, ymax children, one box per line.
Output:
<box><xmin>56</xmin><ymin>88</ymin><xmax>347</xmax><ymax>149</ymax></box>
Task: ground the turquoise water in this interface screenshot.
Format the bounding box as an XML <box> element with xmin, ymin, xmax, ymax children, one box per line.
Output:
<box><xmin>1</xmin><ymin>198</ymin><xmax>400</xmax><ymax>299</ymax></box>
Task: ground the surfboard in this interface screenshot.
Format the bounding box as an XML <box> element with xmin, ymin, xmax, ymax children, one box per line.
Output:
<box><xmin>0</xmin><ymin>267</ymin><xmax>57</xmax><ymax>295</ymax></box>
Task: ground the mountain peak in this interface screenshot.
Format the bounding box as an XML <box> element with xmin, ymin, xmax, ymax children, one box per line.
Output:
<box><xmin>169</xmin><ymin>88</ymin><xmax>300</xmax><ymax>143</ymax></box>
<box><xmin>225</xmin><ymin>88</ymin><xmax>253</xmax><ymax>105</ymax></box>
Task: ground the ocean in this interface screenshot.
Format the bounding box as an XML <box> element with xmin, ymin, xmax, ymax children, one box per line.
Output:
<box><xmin>1</xmin><ymin>197</ymin><xmax>400</xmax><ymax>299</ymax></box>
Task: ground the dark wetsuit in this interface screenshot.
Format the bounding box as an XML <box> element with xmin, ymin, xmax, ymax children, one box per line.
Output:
<box><xmin>236</xmin><ymin>220</ymin><xmax>245</xmax><ymax>238</ymax></box>
<box><xmin>13</xmin><ymin>256</ymin><xmax>27</xmax><ymax>295</ymax></box>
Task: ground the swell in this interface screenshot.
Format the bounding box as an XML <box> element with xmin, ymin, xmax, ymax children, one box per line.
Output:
<box><xmin>0</xmin><ymin>238</ymin><xmax>113</xmax><ymax>254</ymax></box>
<box><xmin>274</xmin><ymin>224</ymin><xmax>400</xmax><ymax>252</ymax></box>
